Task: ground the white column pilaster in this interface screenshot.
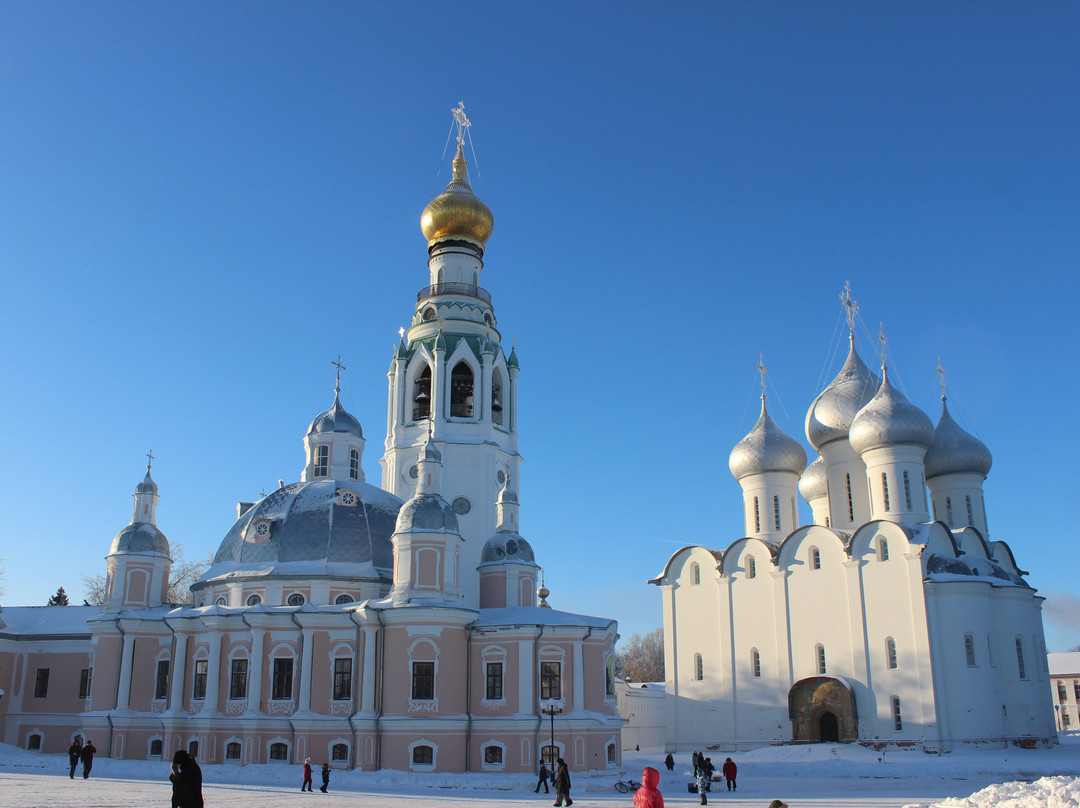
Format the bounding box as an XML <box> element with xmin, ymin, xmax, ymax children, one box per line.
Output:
<box><xmin>168</xmin><ymin>633</ymin><xmax>189</xmax><ymax>713</ymax></box>
<box><xmin>572</xmin><ymin>637</ymin><xmax>585</xmax><ymax>712</ymax></box>
<box><xmin>360</xmin><ymin>625</ymin><xmax>377</xmax><ymax>715</ymax></box>
<box><xmin>203</xmin><ymin>631</ymin><xmax>222</xmax><ymax>714</ymax></box>
<box><xmin>246</xmin><ymin>629</ymin><xmax>265</xmax><ymax>715</ymax></box>
<box><xmin>298</xmin><ymin>628</ymin><xmax>315</xmax><ymax>712</ymax></box>
<box><xmin>116</xmin><ymin>632</ymin><xmax>135</xmax><ymax>711</ymax></box>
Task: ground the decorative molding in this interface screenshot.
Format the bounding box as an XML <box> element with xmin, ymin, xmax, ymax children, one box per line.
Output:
<box><xmin>268</xmin><ymin>701</ymin><xmax>296</xmax><ymax>716</ymax></box>
<box><xmin>330</xmin><ymin>702</ymin><xmax>351</xmax><ymax>716</ymax></box>
<box><xmin>408</xmin><ymin>700</ymin><xmax>438</xmax><ymax>714</ymax></box>
<box><xmin>151</xmin><ymin>700</ymin><xmax>167</xmax><ymax>713</ymax></box>
<box><xmin>225</xmin><ymin>701</ymin><xmax>245</xmax><ymax>716</ymax></box>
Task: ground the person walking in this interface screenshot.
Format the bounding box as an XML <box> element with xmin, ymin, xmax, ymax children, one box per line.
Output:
<box><xmin>703</xmin><ymin>757</ymin><xmax>715</xmax><ymax>781</ymax></box>
<box><xmin>301</xmin><ymin>758</ymin><xmax>314</xmax><ymax>791</ymax></box>
<box><xmin>80</xmin><ymin>739</ymin><xmax>96</xmax><ymax>779</ymax></box>
<box><xmin>67</xmin><ymin>738</ymin><xmax>82</xmax><ymax>779</ymax></box>
<box><xmin>634</xmin><ymin>767</ymin><xmax>664</xmax><ymax>808</ymax></box>
<box><xmin>695</xmin><ymin>766</ymin><xmax>709</xmax><ymax>806</ymax></box>
<box><xmin>553</xmin><ymin>757</ymin><xmax>573</xmax><ymax>807</ymax></box>
<box><xmin>663</xmin><ymin>752</ymin><xmax>674</xmax><ymax>772</ymax></box>
<box><xmin>722</xmin><ymin>757</ymin><xmax>737</xmax><ymax>791</ymax></box>
<box><xmin>320</xmin><ymin>763</ymin><xmax>331</xmax><ymax>793</ymax></box>
<box><xmin>169</xmin><ymin>749</ymin><xmax>204</xmax><ymax>808</ymax></box>
<box><xmin>534</xmin><ymin>759</ymin><xmax>550</xmax><ymax>793</ymax></box>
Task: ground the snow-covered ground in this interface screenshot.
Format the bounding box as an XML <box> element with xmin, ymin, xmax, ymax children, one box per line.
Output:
<box><xmin>2</xmin><ymin>735</ymin><xmax>1078</xmax><ymax>808</ymax></box>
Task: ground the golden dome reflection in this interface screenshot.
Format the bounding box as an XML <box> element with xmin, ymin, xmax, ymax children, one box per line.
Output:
<box><xmin>420</xmin><ymin>143</ymin><xmax>494</xmax><ymax>247</ymax></box>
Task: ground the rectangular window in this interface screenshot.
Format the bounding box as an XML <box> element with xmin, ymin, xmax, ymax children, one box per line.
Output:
<box><xmin>773</xmin><ymin>495</ymin><xmax>781</xmax><ymax>530</ymax></box>
<box><xmin>314</xmin><ymin>445</ymin><xmax>329</xmax><ymax>477</ymax></box>
<box><xmin>484</xmin><ymin>745</ymin><xmax>503</xmax><ymax>764</ymax></box>
<box><xmin>193</xmin><ymin>659</ymin><xmax>208</xmax><ymax>700</ymax></box>
<box><xmin>272</xmin><ymin>658</ymin><xmax>293</xmax><ymax>700</ymax></box>
<box><xmin>1074</xmin><ymin>680</ymin><xmax>1080</xmax><ymax>701</ymax></box>
<box><xmin>1015</xmin><ymin>637</ymin><xmax>1027</xmax><ymax>680</ymax></box>
<box><xmin>155</xmin><ymin>660</ymin><xmax>170</xmax><ymax>699</ymax></box>
<box><xmin>411</xmin><ymin>661</ymin><xmax>434</xmax><ymax>700</ymax></box>
<box><xmin>1064</xmin><ymin>712</ymin><xmax>1072</xmax><ymax>729</ymax></box>
<box><xmin>964</xmin><ymin>634</ymin><xmax>977</xmax><ymax>667</ymax></box>
<box><xmin>903</xmin><ymin>470</ymin><xmax>912</xmax><ymax>510</ymax></box>
<box><xmin>80</xmin><ymin>668</ymin><xmax>92</xmax><ymax>699</ymax></box>
<box><xmin>1058</xmin><ymin>682</ymin><xmax>1068</xmax><ymax>703</ymax></box>
<box><xmin>34</xmin><ymin>668</ymin><xmax>49</xmax><ymax>698</ymax></box>
<box><xmin>879</xmin><ymin>539</ymin><xmax>889</xmax><ymax>562</ymax></box>
<box><xmin>485</xmin><ymin>662</ymin><xmax>503</xmax><ymax>700</ymax></box>
<box><xmin>816</xmin><ymin>645</ymin><xmax>827</xmax><ymax>675</ymax></box>
<box><xmin>882</xmin><ymin>473</ymin><xmax>891</xmax><ymax>511</ymax></box>
<box><xmin>891</xmin><ymin>696</ymin><xmax>903</xmax><ymax>731</ymax></box>
<box><xmin>966</xmin><ymin>495</ymin><xmax>974</xmax><ymax>526</ymax></box>
<box><xmin>333</xmin><ymin>658</ymin><xmax>352</xmax><ymax>701</ymax></box>
<box><xmin>541</xmin><ymin>661</ymin><xmax>562</xmax><ymax>700</ymax></box>
<box><xmin>846</xmin><ymin>473</ymin><xmax>854</xmax><ymax>521</ymax></box>
<box><xmin>886</xmin><ymin>638</ymin><xmax>898</xmax><ymax>670</ymax></box>
<box><xmin>230</xmin><ymin>659</ymin><xmax>248</xmax><ymax>700</ymax></box>
<box><xmin>753</xmin><ymin>496</ymin><xmax>760</xmax><ymax>533</ymax></box>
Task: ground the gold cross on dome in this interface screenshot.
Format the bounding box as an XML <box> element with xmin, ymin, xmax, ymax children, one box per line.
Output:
<box><xmin>935</xmin><ymin>357</ymin><xmax>947</xmax><ymax>400</ymax></box>
<box><xmin>839</xmin><ymin>281</ymin><xmax>859</xmax><ymax>336</ymax></box>
<box><xmin>754</xmin><ymin>352</ymin><xmax>768</xmax><ymax>398</ymax></box>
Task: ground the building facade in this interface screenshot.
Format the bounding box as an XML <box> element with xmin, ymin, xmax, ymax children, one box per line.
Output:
<box><xmin>1049</xmin><ymin>652</ymin><xmax>1080</xmax><ymax>732</ymax></box>
<box><xmin>0</xmin><ymin>114</ymin><xmax>624</xmax><ymax>772</ymax></box>
<box><xmin>652</xmin><ymin>309</ymin><xmax>1056</xmax><ymax>752</ymax></box>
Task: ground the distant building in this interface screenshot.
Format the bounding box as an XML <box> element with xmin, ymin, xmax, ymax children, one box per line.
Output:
<box><xmin>0</xmin><ymin>110</ymin><xmax>624</xmax><ymax>772</ymax></box>
<box><xmin>1049</xmin><ymin>652</ymin><xmax>1080</xmax><ymax>732</ymax></box>
<box><xmin>653</xmin><ymin>297</ymin><xmax>1056</xmax><ymax>752</ymax></box>
<box><xmin>614</xmin><ymin>679</ymin><xmax>666</xmax><ymax>750</ymax></box>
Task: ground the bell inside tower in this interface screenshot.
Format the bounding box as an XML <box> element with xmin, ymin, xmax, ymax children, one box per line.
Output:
<box><xmin>450</xmin><ymin>362</ymin><xmax>474</xmax><ymax>417</ymax></box>
<box><xmin>413</xmin><ymin>366</ymin><xmax>432</xmax><ymax>420</ymax></box>
<box><xmin>491</xmin><ymin>370</ymin><xmax>504</xmax><ymax>425</ymax></box>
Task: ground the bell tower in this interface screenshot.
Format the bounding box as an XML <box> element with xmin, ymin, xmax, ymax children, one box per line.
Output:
<box><xmin>382</xmin><ymin>104</ymin><xmax>521</xmax><ymax>609</ymax></box>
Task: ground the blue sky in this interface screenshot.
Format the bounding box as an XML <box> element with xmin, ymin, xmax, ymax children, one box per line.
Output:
<box><xmin>1</xmin><ymin>2</ymin><xmax>1078</xmax><ymax>650</ymax></box>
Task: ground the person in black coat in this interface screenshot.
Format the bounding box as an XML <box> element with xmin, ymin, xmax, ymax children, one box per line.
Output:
<box><xmin>534</xmin><ymin>759</ymin><xmax>550</xmax><ymax>793</ymax></box>
<box><xmin>553</xmin><ymin>757</ymin><xmax>572</xmax><ymax>807</ymax></box>
<box><xmin>320</xmin><ymin>763</ymin><xmax>331</xmax><ymax>793</ymax></box>
<box><xmin>170</xmin><ymin>750</ymin><xmax>204</xmax><ymax>808</ymax></box>
<box><xmin>68</xmin><ymin>739</ymin><xmax>82</xmax><ymax>779</ymax></box>
<box><xmin>664</xmin><ymin>752</ymin><xmax>674</xmax><ymax>772</ymax></box>
<box><xmin>80</xmin><ymin>740</ymin><xmax>96</xmax><ymax>779</ymax></box>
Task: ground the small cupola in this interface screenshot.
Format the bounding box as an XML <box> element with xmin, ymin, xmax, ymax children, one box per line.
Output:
<box><xmin>302</xmin><ymin>359</ymin><xmax>367</xmax><ymax>483</ymax></box>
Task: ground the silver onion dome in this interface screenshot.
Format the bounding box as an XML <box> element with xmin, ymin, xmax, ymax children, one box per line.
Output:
<box><xmin>798</xmin><ymin>457</ymin><xmax>827</xmax><ymax>501</ymax></box>
<box><xmin>480</xmin><ymin>531</ymin><xmax>536</xmax><ymax>564</ymax></box>
<box><xmin>395</xmin><ymin>494</ymin><xmax>458</xmax><ymax>533</ymax></box>
<box><xmin>849</xmin><ymin>370</ymin><xmax>934</xmax><ymax>454</ymax></box>
<box><xmin>805</xmin><ymin>340</ymin><xmax>881</xmax><ymax>451</ymax></box>
<box><xmin>924</xmin><ymin>399</ymin><xmax>992</xmax><ymax>480</ymax></box>
<box><xmin>110</xmin><ymin>522</ymin><xmax>170</xmax><ymax>555</ymax></box>
<box><xmin>307</xmin><ymin>390</ymin><xmax>363</xmax><ymax>438</ymax></box>
<box><xmin>729</xmin><ymin>400</ymin><xmax>808</xmax><ymax>481</ymax></box>
<box><xmin>135</xmin><ymin>471</ymin><xmax>158</xmax><ymax>495</ymax></box>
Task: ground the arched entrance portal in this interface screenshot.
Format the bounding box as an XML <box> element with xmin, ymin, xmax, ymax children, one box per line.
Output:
<box><xmin>788</xmin><ymin>677</ymin><xmax>858</xmax><ymax>742</ymax></box>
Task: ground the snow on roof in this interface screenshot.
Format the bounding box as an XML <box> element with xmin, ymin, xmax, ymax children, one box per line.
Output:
<box><xmin>473</xmin><ymin>606</ymin><xmax>616</xmax><ymax>630</ymax></box>
<box><xmin>0</xmin><ymin>605</ymin><xmax>99</xmax><ymax>638</ymax></box>
<box><xmin>1049</xmin><ymin>651</ymin><xmax>1080</xmax><ymax>676</ymax></box>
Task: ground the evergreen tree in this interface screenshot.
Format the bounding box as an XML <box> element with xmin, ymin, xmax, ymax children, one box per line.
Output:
<box><xmin>47</xmin><ymin>586</ymin><xmax>70</xmax><ymax>606</ymax></box>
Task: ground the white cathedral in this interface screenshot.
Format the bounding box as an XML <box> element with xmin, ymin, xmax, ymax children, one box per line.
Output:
<box><xmin>652</xmin><ymin>299</ymin><xmax>1056</xmax><ymax>752</ymax></box>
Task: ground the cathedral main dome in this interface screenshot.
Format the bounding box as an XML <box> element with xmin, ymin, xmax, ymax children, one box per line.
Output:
<box><xmin>420</xmin><ymin>143</ymin><xmax>494</xmax><ymax>248</ymax></box>
<box><xmin>805</xmin><ymin>340</ymin><xmax>881</xmax><ymax>450</ymax></box>
<box><xmin>208</xmin><ymin>480</ymin><xmax>402</xmax><ymax>575</ymax></box>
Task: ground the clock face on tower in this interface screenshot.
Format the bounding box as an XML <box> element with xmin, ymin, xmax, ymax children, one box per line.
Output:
<box><xmin>452</xmin><ymin>496</ymin><xmax>471</xmax><ymax>515</ymax></box>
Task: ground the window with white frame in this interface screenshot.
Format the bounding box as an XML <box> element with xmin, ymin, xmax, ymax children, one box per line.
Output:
<box><xmin>882</xmin><ymin>473</ymin><xmax>891</xmax><ymax>511</ymax></box>
<box><xmin>229</xmin><ymin>658</ymin><xmax>248</xmax><ymax>699</ymax></box>
<box><xmin>269</xmin><ymin>742</ymin><xmax>289</xmax><ymax>761</ymax></box>
<box><xmin>694</xmin><ymin>653</ymin><xmax>704</xmax><ymax>681</ymax></box>
<box><xmin>541</xmin><ymin>661</ymin><xmax>561</xmax><ymax>699</ymax></box>
<box><xmin>1015</xmin><ymin>637</ymin><xmax>1027</xmax><ymax>680</ymax></box>
<box><xmin>226</xmin><ymin>741</ymin><xmax>241</xmax><ymax>760</ymax></box>
<box><xmin>886</xmin><ymin>637</ymin><xmax>898</xmax><ymax>670</ymax></box>
<box><xmin>964</xmin><ymin>633</ymin><xmax>977</xmax><ymax>667</ymax></box>
<box><xmin>773</xmin><ymin>495</ymin><xmax>781</xmax><ymax>530</ymax></box>
<box><xmin>691</xmin><ymin>563</ymin><xmax>700</xmax><ymax>585</ymax></box>
<box><xmin>816</xmin><ymin>644</ymin><xmax>827</xmax><ymax>675</ymax></box>
<box><xmin>333</xmin><ymin>658</ymin><xmax>352</xmax><ymax>701</ymax></box>
<box><xmin>810</xmin><ymin>546</ymin><xmax>821</xmax><ymax>570</ymax></box>
<box><xmin>332</xmin><ymin>743</ymin><xmax>349</xmax><ymax>761</ymax></box>
<box><xmin>314</xmin><ymin>445</ymin><xmax>329</xmax><ymax>478</ymax></box>
<box><xmin>746</xmin><ymin>555</ymin><xmax>756</xmax><ymax>579</ymax></box>
<box><xmin>350</xmin><ymin>449</ymin><xmax>360</xmax><ymax>480</ymax></box>
<box><xmin>751</xmin><ymin>648</ymin><xmax>761</xmax><ymax>678</ymax></box>
<box><xmin>878</xmin><ymin>539</ymin><xmax>889</xmax><ymax>562</ymax></box>
<box><xmin>484</xmin><ymin>745</ymin><xmax>503</xmax><ymax>765</ymax></box>
<box><xmin>903</xmin><ymin>470</ymin><xmax>912</xmax><ymax>510</ymax></box>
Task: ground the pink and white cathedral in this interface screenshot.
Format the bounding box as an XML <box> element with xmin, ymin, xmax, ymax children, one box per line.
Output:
<box><xmin>0</xmin><ymin>116</ymin><xmax>624</xmax><ymax>772</ymax></box>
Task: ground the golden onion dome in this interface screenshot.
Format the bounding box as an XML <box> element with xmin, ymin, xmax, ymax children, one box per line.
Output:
<box><xmin>420</xmin><ymin>143</ymin><xmax>494</xmax><ymax>247</ymax></box>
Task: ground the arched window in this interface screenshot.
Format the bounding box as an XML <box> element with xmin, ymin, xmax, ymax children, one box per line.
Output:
<box><xmin>314</xmin><ymin>445</ymin><xmax>329</xmax><ymax>478</ymax></box>
<box><xmin>335</xmin><ymin>593</ymin><xmax>354</xmax><ymax>604</ymax></box>
<box><xmin>150</xmin><ymin>739</ymin><xmax>163</xmax><ymax>757</ymax></box>
<box><xmin>188</xmin><ymin>740</ymin><xmax>199</xmax><ymax>758</ymax></box>
<box><xmin>413</xmin><ymin>366</ymin><xmax>432</xmax><ymax>420</ymax></box>
<box><xmin>607</xmin><ymin>742</ymin><xmax>617</xmax><ymax>763</ymax></box>
<box><xmin>484</xmin><ymin>745</ymin><xmax>503</xmax><ymax>764</ymax></box>
<box><xmin>541</xmin><ymin>745</ymin><xmax>559</xmax><ymax>765</ymax></box>
<box><xmin>27</xmin><ymin>734</ymin><xmax>42</xmax><ymax>750</ymax></box>
<box><xmin>694</xmin><ymin>653</ymin><xmax>704</xmax><ymax>681</ymax></box>
<box><xmin>1015</xmin><ymin>637</ymin><xmax>1027</xmax><ymax>679</ymax></box>
<box><xmin>945</xmin><ymin>497</ymin><xmax>954</xmax><ymax>527</ymax></box>
<box><xmin>886</xmin><ymin>637</ymin><xmax>898</xmax><ymax>670</ymax></box>
<box><xmin>691</xmin><ymin>563</ymin><xmax>700</xmax><ymax>585</ymax></box>
<box><xmin>810</xmin><ymin>547</ymin><xmax>821</xmax><ymax>570</ymax></box>
<box><xmin>816</xmin><ymin>644</ymin><xmax>827</xmax><ymax>675</ymax></box>
<box><xmin>746</xmin><ymin>556</ymin><xmax>756</xmax><ymax>579</ymax></box>
<box><xmin>450</xmin><ymin>362</ymin><xmax>474</xmax><ymax>417</ymax></box>
<box><xmin>964</xmin><ymin>633</ymin><xmax>977</xmax><ymax>667</ymax></box>
<box><xmin>269</xmin><ymin>742</ymin><xmax>289</xmax><ymax>761</ymax></box>
<box><xmin>878</xmin><ymin>539</ymin><xmax>889</xmax><ymax>562</ymax></box>
<box><xmin>881</xmin><ymin>473</ymin><xmax>890</xmax><ymax>512</ymax></box>
<box><xmin>751</xmin><ymin>648</ymin><xmax>761</xmax><ymax>678</ymax></box>
<box><xmin>226</xmin><ymin>742</ymin><xmax>241</xmax><ymax>760</ymax></box>
<box><xmin>965</xmin><ymin>495</ymin><xmax>974</xmax><ymax>526</ymax></box>
<box><xmin>903</xmin><ymin>470</ymin><xmax>913</xmax><ymax>510</ymax></box>
<box><xmin>491</xmin><ymin>369</ymin><xmax>504</xmax><ymax>425</ymax></box>
<box><xmin>350</xmin><ymin>449</ymin><xmax>360</xmax><ymax>480</ymax></box>
<box><xmin>845</xmin><ymin>474</ymin><xmax>854</xmax><ymax>522</ymax></box>
<box><xmin>753</xmin><ymin>496</ymin><xmax>760</xmax><ymax>533</ymax></box>
<box><xmin>332</xmin><ymin>743</ymin><xmax>349</xmax><ymax>761</ymax></box>
<box><xmin>773</xmin><ymin>495</ymin><xmax>781</xmax><ymax>530</ymax></box>
<box><xmin>413</xmin><ymin>745</ymin><xmax>434</xmax><ymax>765</ymax></box>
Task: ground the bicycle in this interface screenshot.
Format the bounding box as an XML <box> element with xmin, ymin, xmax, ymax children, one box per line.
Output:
<box><xmin>614</xmin><ymin>778</ymin><xmax>641</xmax><ymax>793</ymax></box>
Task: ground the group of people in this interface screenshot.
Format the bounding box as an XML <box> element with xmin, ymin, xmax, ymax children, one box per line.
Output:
<box><xmin>534</xmin><ymin>757</ymin><xmax>572</xmax><ymax>806</ymax></box>
<box><xmin>66</xmin><ymin>738</ymin><xmax>96</xmax><ymax>779</ymax></box>
<box><xmin>633</xmin><ymin>760</ymin><xmax>785</xmax><ymax>808</ymax></box>
<box><xmin>688</xmin><ymin>751</ymin><xmax>737</xmax><ymax>804</ymax></box>
<box><xmin>300</xmin><ymin>758</ymin><xmax>332</xmax><ymax>793</ymax></box>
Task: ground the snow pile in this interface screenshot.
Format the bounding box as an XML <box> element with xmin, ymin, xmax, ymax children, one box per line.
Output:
<box><xmin>911</xmin><ymin>776</ymin><xmax>1080</xmax><ymax>808</ymax></box>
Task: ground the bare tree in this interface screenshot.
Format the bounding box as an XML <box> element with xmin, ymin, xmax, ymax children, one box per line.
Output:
<box><xmin>615</xmin><ymin>627</ymin><xmax>665</xmax><ymax>683</ymax></box>
<box><xmin>80</xmin><ymin>544</ymin><xmax>213</xmax><ymax>606</ymax></box>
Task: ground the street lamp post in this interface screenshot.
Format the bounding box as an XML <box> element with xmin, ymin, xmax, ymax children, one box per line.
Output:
<box><xmin>541</xmin><ymin>704</ymin><xmax>562</xmax><ymax>764</ymax></box>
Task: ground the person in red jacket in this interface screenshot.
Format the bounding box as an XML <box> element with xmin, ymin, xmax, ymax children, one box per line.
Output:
<box><xmin>634</xmin><ymin>766</ymin><xmax>663</xmax><ymax>808</ymax></box>
<box><xmin>721</xmin><ymin>757</ymin><xmax>737</xmax><ymax>791</ymax></box>
<box><xmin>301</xmin><ymin>758</ymin><xmax>313</xmax><ymax>791</ymax></box>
